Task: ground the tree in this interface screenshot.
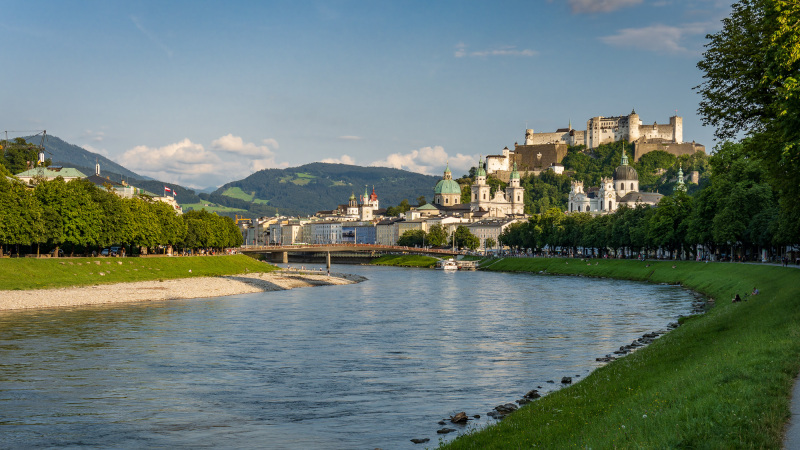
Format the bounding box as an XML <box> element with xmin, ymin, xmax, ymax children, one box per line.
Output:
<box><xmin>451</xmin><ymin>225</ymin><xmax>479</xmax><ymax>251</ymax></box>
<box><xmin>696</xmin><ymin>0</ymin><xmax>800</xmax><ymax>242</ymax></box>
<box><xmin>1</xmin><ymin>138</ymin><xmax>48</xmax><ymax>174</ymax></box>
<box><xmin>397</xmin><ymin>229</ymin><xmax>425</xmax><ymax>247</ymax></box>
<box><xmin>416</xmin><ymin>196</ymin><xmax>427</xmax><ymax>206</ymax></box>
<box><xmin>426</xmin><ymin>224</ymin><xmax>448</xmax><ymax>247</ymax></box>
<box><xmin>485</xmin><ymin>237</ymin><xmax>497</xmax><ymax>251</ymax></box>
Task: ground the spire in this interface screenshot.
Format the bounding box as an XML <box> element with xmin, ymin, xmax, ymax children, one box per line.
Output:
<box><xmin>620</xmin><ymin>151</ymin><xmax>629</xmax><ymax>166</ymax></box>
<box><xmin>510</xmin><ymin>161</ymin><xmax>520</xmax><ymax>180</ymax></box>
<box><xmin>568</xmin><ymin>119</ymin><xmax>572</xmax><ymax>130</ymax></box>
<box><xmin>476</xmin><ymin>155</ymin><xmax>486</xmax><ymax>177</ymax></box>
<box><xmin>675</xmin><ymin>163</ymin><xmax>687</xmax><ymax>193</ymax></box>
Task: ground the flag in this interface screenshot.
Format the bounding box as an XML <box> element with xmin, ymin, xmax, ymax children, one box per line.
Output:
<box><xmin>164</xmin><ymin>186</ymin><xmax>173</xmax><ymax>196</ymax></box>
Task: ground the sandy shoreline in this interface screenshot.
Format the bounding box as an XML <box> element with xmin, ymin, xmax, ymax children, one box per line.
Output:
<box><xmin>0</xmin><ymin>271</ymin><xmax>367</xmax><ymax>311</ymax></box>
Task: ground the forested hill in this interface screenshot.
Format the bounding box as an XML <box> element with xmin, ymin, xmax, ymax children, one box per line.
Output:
<box><xmin>211</xmin><ymin>163</ymin><xmax>442</xmax><ymax>216</ymax></box>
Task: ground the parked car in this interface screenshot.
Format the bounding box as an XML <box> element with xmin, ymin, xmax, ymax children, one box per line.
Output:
<box><xmin>101</xmin><ymin>248</ymin><xmax>116</xmax><ymax>256</ymax></box>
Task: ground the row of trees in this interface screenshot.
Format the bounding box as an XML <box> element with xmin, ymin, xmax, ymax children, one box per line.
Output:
<box><xmin>397</xmin><ymin>224</ymin><xmax>481</xmax><ymax>251</ymax></box>
<box><xmin>499</xmin><ymin>141</ymin><xmax>788</xmax><ymax>260</ymax></box>
<box><xmin>0</xmin><ymin>176</ymin><xmax>242</xmax><ymax>256</ymax></box>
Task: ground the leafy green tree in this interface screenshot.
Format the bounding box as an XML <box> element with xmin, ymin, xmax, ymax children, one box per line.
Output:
<box><xmin>397</xmin><ymin>229</ymin><xmax>425</xmax><ymax>247</ymax></box>
<box><xmin>426</xmin><ymin>224</ymin><xmax>448</xmax><ymax>247</ymax></box>
<box><xmin>696</xmin><ymin>0</ymin><xmax>800</xmax><ymax>242</ymax></box>
<box><xmin>1</xmin><ymin>138</ymin><xmax>47</xmax><ymax>174</ymax></box>
<box><xmin>485</xmin><ymin>237</ymin><xmax>497</xmax><ymax>251</ymax></box>
<box><xmin>417</xmin><ymin>196</ymin><xmax>427</xmax><ymax>206</ymax></box>
<box><xmin>450</xmin><ymin>225</ymin><xmax>479</xmax><ymax>251</ymax></box>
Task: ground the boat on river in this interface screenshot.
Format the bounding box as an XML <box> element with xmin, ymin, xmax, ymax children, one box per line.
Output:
<box><xmin>435</xmin><ymin>259</ymin><xmax>458</xmax><ymax>271</ymax></box>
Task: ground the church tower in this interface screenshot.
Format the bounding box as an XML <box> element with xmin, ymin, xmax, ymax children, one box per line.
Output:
<box><xmin>471</xmin><ymin>156</ymin><xmax>491</xmax><ymax>208</ymax></box>
<box><xmin>347</xmin><ymin>193</ymin><xmax>358</xmax><ymax>216</ymax></box>
<box><xmin>505</xmin><ymin>162</ymin><xmax>524</xmax><ymax>215</ymax></box>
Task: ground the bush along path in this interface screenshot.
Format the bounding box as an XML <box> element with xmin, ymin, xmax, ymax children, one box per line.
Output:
<box><xmin>442</xmin><ymin>258</ymin><xmax>800</xmax><ymax>449</ymax></box>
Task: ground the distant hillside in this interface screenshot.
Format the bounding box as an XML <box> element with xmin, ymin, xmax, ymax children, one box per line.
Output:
<box><xmin>212</xmin><ymin>162</ymin><xmax>442</xmax><ymax>216</ymax></box>
<box><xmin>22</xmin><ymin>135</ymin><xmax>201</xmax><ymax>205</ymax></box>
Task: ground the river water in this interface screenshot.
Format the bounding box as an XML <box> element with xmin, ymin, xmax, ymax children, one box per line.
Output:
<box><xmin>0</xmin><ymin>264</ymin><xmax>696</xmax><ymax>449</ymax></box>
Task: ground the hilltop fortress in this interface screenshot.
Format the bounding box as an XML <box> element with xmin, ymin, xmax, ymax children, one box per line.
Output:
<box><xmin>486</xmin><ymin>110</ymin><xmax>705</xmax><ymax>180</ymax></box>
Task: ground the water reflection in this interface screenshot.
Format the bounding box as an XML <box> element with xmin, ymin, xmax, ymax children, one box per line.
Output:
<box><xmin>0</xmin><ymin>264</ymin><xmax>694</xmax><ymax>448</ymax></box>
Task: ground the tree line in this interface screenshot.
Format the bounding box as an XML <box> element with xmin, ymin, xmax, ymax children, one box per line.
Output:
<box><xmin>0</xmin><ymin>176</ymin><xmax>242</xmax><ymax>257</ymax></box>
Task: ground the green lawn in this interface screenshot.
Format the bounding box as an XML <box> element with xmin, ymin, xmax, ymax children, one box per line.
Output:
<box><xmin>221</xmin><ymin>186</ymin><xmax>255</xmax><ymax>201</ymax></box>
<box><xmin>0</xmin><ymin>254</ymin><xmax>278</xmax><ymax>290</ymax></box>
<box><xmin>370</xmin><ymin>254</ymin><xmax>438</xmax><ymax>268</ymax></box>
<box><xmin>444</xmin><ymin>258</ymin><xmax>800</xmax><ymax>449</ymax></box>
<box><xmin>181</xmin><ymin>202</ymin><xmax>246</xmax><ymax>213</ymax></box>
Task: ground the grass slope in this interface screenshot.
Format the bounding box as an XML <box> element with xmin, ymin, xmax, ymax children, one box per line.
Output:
<box><xmin>370</xmin><ymin>255</ymin><xmax>438</xmax><ymax>268</ymax></box>
<box><xmin>0</xmin><ymin>255</ymin><xmax>277</xmax><ymax>291</ymax></box>
<box><xmin>445</xmin><ymin>258</ymin><xmax>800</xmax><ymax>449</ymax></box>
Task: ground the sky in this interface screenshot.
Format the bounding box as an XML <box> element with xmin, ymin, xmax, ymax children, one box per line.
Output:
<box><xmin>1</xmin><ymin>0</ymin><xmax>733</xmax><ymax>190</ymax></box>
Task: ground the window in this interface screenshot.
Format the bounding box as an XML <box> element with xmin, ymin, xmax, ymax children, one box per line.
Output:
<box><xmin>608</xmin><ymin>200</ymin><xmax>612</xmax><ymax>210</ymax></box>
<box><xmin>630</xmin><ymin>183</ymin><xmax>634</xmax><ymax>190</ymax></box>
<box><xmin>445</xmin><ymin>198</ymin><xmax>449</xmax><ymax>204</ymax></box>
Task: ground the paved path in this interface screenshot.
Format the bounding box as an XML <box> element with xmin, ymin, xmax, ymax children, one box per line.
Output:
<box><xmin>786</xmin><ymin>375</ymin><xmax>800</xmax><ymax>449</ymax></box>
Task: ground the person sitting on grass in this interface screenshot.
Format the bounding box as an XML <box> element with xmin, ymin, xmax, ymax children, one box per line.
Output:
<box><xmin>752</xmin><ymin>287</ymin><xmax>759</xmax><ymax>296</ymax></box>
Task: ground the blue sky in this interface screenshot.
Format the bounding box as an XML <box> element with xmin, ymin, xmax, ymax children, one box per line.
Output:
<box><xmin>1</xmin><ymin>0</ymin><xmax>731</xmax><ymax>189</ymax></box>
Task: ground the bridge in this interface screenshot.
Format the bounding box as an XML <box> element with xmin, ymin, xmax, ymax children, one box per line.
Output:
<box><xmin>239</xmin><ymin>243</ymin><xmax>462</xmax><ymax>265</ymax></box>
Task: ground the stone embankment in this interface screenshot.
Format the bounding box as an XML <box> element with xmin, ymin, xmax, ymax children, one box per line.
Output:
<box><xmin>0</xmin><ymin>271</ymin><xmax>366</xmax><ymax>311</ymax></box>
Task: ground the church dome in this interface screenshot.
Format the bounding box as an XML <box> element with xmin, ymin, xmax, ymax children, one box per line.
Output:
<box><xmin>615</xmin><ymin>164</ymin><xmax>638</xmax><ymax>181</ymax></box>
<box><xmin>434</xmin><ymin>178</ymin><xmax>462</xmax><ymax>195</ymax></box>
<box><xmin>615</xmin><ymin>152</ymin><xmax>638</xmax><ymax>181</ymax></box>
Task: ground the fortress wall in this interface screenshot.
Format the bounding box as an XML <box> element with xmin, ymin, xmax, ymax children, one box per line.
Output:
<box><xmin>634</xmin><ymin>142</ymin><xmax>705</xmax><ymax>161</ymax></box>
<box><xmin>526</xmin><ymin>132</ymin><xmax>570</xmax><ymax>145</ymax></box>
<box><xmin>513</xmin><ymin>144</ymin><xmax>568</xmax><ymax>171</ymax></box>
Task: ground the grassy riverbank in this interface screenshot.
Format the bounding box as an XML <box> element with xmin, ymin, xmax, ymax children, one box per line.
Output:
<box><xmin>0</xmin><ymin>254</ymin><xmax>278</xmax><ymax>291</ymax></box>
<box><xmin>370</xmin><ymin>254</ymin><xmax>438</xmax><ymax>268</ymax></box>
<box><xmin>445</xmin><ymin>258</ymin><xmax>800</xmax><ymax>448</ymax></box>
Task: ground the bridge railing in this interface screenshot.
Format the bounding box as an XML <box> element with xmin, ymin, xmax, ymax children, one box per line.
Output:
<box><xmin>239</xmin><ymin>243</ymin><xmax>463</xmax><ymax>254</ymax></box>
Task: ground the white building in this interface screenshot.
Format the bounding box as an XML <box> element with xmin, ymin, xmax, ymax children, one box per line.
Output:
<box><xmin>467</xmin><ymin>218</ymin><xmax>521</xmax><ymax>252</ymax></box>
<box><xmin>568</xmin><ymin>153</ymin><xmax>663</xmax><ymax>213</ymax></box>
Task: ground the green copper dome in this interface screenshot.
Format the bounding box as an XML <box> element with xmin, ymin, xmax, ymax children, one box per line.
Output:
<box><xmin>510</xmin><ymin>162</ymin><xmax>520</xmax><ymax>180</ymax></box>
<box><xmin>476</xmin><ymin>156</ymin><xmax>486</xmax><ymax>177</ymax></box>
<box><xmin>434</xmin><ymin>178</ymin><xmax>462</xmax><ymax>195</ymax></box>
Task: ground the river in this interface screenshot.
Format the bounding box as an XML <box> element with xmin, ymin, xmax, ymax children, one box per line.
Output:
<box><xmin>0</xmin><ymin>264</ymin><xmax>696</xmax><ymax>449</ymax></box>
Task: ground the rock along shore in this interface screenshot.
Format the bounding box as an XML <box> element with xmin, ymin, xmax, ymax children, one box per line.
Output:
<box><xmin>0</xmin><ymin>271</ymin><xmax>367</xmax><ymax>311</ymax></box>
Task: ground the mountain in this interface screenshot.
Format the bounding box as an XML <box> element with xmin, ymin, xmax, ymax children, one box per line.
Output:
<box><xmin>212</xmin><ymin>162</ymin><xmax>443</xmax><ymax>216</ymax></box>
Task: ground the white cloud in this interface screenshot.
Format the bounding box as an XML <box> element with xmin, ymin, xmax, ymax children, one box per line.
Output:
<box><xmin>337</xmin><ymin>135</ymin><xmax>363</xmax><ymax>141</ymax></box>
<box><xmin>455</xmin><ymin>42</ymin><xmax>537</xmax><ymax>58</ymax></box>
<box><xmin>82</xmin><ymin>144</ymin><xmax>109</xmax><ymax>157</ymax></box>
<box><xmin>568</xmin><ymin>0</ymin><xmax>642</xmax><ymax>13</ymax></box>
<box><xmin>211</xmin><ymin>134</ymin><xmax>278</xmax><ymax>158</ymax></box>
<box><xmin>321</xmin><ymin>155</ymin><xmax>356</xmax><ymax>165</ymax></box>
<box><xmin>600</xmin><ymin>22</ymin><xmax>708</xmax><ymax>54</ymax></box>
<box><xmin>82</xmin><ymin>129</ymin><xmax>105</xmax><ymax>143</ymax></box>
<box><xmin>370</xmin><ymin>146</ymin><xmax>476</xmax><ymax>176</ymax></box>
<box><xmin>118</xmin><ymin>135</ymin><xmax>286</xmax><ymax>189</ymax></box>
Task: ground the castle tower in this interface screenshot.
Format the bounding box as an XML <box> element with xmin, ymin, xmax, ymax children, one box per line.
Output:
<box><xmin>670</xmin><ymin>115</ymin><xmax>683</xmax><ymax>143</ymax></box>
<box><xmin>525</xmin><ymin>129</ymin><xmax>534</xmax><ymax>145</ymax></box>
<box><xmin>505</xmin><ymin>162</ymin><xmax>524</xmax><ymax>214</ymax></box>
<box><xmin>628</xmin><ymin>109</ymin><xmax>641</xmax><ymax>142</ymax></box>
